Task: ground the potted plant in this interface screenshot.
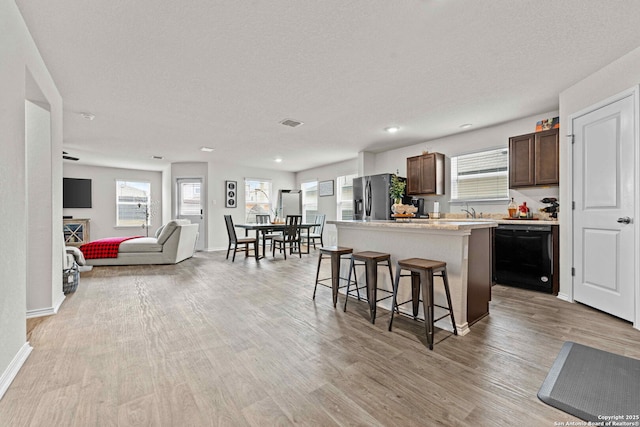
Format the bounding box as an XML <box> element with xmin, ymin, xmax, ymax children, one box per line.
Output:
<box><xmin>390</xmin><ymin>174</ymin><xmax>406</xmax><ymax>205</ymax></box>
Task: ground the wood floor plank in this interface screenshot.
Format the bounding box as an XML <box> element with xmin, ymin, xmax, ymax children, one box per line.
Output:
<box><xmin>4</xmin><ymin>251</ymin><xmax>640</xmax><ymax>426</ymax></box>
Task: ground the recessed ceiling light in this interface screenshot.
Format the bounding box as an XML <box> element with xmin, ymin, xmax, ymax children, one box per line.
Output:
<box><xmin>385</xmin><ymin>126</ymin><xmax>400</xmax><ymax>133</ymax></box>
<box><xmin>200</xmin><ymin>146</ymin><xmax>215</xmax><ymax>152</ymax></box>
<box><xmin>80</xmin><ymin>112</ymin><xmax>95</xmax><ymax>121</ymax></box>
<box><xmin>460</xmin><ymin>123</ymin><xmax>473</xmax><ymax>129</ymax></box>
<box><xmin>274</xmin><ymin>157</ymin><xmax>283</xmax><ymax>163</ymax></box>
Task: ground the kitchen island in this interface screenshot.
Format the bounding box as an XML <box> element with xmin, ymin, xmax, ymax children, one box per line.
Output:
<box><xmin>328</xmin><ymin>219</ymin><xmax>498</xmax><ymax>335</ymax></box>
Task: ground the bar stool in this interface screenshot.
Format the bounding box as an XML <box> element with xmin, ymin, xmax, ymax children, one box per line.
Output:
<box><xmin>313</xmin><ymin>246</ymin><xmax>356</xmax><ymax>308</ymax></box>
<box><xmin>344</xmin><ymin>251</ymin><xmax>394</xmax><ymax>324</ymax></box>
<box><xmin>388</xmin><ymin>258</ymin><xmax>457</xmax><ymax>350</ymax></box>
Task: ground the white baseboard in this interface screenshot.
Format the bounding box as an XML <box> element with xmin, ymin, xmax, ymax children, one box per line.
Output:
<box><xmin>0</xmin><ymin>343</ymin><xmax>33</xmax><ymax>401</ymax></box>
<box><xmin>556</xmin><ymin>292</ymin><xmax>571</xmax><ymax>302</ymax></box>
<box><xmin>26</xmin><ymin>293</ymin><xmax>66</xmax><ymax>319</ymax></box>
<box><xmin>26</xmin><ymin>307</ymin><xmax>56</xmax><ymax>319</ymax></box>
<box><xmin>203</xmin><ymin>247</ymin><xmax>226</xmax><ymax>252</ymax></box>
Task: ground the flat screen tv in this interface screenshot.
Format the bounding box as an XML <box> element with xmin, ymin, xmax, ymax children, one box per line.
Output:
<box><xmin>63</xmin><ymin>178</ymin><xmax>92</xmax><ymax>208</ymax></box>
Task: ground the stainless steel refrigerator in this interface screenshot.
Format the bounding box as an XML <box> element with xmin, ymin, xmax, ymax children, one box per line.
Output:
<box><xmin>353</xmin><ymin>173</ymin><xmax>407</xmax><ymax>220</ymax></box>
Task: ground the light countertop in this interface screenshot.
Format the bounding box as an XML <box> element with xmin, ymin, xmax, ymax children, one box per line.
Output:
<box><xmin>405</xmin><ymin>218</ymin><xmax>559</xmax><ymax>226</ymax></box>
<box><xmin>328</xmin><ymin>217</ymin><xmax>559</xmax><ymax>231</ymax></box>
<box><xmin>327</xmin><ymin>219</ymin><xmax>497</xmax><ymax>231</ymax></box>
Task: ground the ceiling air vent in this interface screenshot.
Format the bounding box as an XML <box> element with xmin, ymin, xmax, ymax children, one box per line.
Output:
<box><xmin>62</xmin><ymin>151</ymin><xmax>79</xmax><ymax>161</ymax></box>
<box><xmin>279</xmin><ymin>118</ymin><xmax>304</xmax><ymax>128</ymax></box>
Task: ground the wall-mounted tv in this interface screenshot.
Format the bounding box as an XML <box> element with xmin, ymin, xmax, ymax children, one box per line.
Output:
<box><xmin>63</xmin><ymin>178</ymin><xmax>92</xmax><ymax>208</ymax></box>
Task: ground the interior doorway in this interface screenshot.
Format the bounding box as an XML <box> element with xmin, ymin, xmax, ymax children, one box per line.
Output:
<box><xmin>176</xmin><ymin>178</ymin><xmax>205</xmax><ymax>251</ymax></box>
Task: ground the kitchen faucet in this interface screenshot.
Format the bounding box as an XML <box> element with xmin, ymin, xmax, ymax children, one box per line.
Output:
<box><xmin>461</xmin><ymin>205</ymin><xmax>476</xmax><ymax>218</ymax></box>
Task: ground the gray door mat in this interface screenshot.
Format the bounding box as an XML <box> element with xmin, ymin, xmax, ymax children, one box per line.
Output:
<box><xmin>538</xmin><ymin>341</ymin><xmax>640</xmax><ymax>422</ymax></box>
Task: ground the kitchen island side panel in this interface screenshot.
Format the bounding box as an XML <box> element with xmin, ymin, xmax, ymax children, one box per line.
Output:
<box><xmin>467</xmin><ymin>227</ymin><xmax>492</xmax><ymax>325</ymax></box>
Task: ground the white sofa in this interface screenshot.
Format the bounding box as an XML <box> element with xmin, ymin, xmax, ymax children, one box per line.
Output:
<box><xmin>86</xmin><ymin>219</ymin><xmax>199</xmax><ymax>266</ymax></box>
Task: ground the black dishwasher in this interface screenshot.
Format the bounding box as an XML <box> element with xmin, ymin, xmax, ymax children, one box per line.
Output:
<box><xmin>494</xmin><ymin>224</ymin><xmax>553</xmax><ymax>293</ymax></box>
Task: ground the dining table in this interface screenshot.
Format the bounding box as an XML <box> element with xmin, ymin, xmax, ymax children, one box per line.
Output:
<box><xmin>236</xmin><ymin>222</ymin><xmax>319</xmax><ymax>259</ymax></box>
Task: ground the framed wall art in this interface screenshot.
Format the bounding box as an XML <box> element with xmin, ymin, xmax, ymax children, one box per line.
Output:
<box><xmin>319</xmin><ymin>180</ymin><xmax>334</xmax><ymax>197</ymax></box>
<box><xmin>225</xmin><ymin>180</ymin><xmax>237</xmax><ymax>208</ymax></box>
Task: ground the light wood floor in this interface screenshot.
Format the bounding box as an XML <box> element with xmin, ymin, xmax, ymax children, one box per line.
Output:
<box><xmin>2</xmin><ymin>250</ymin><xmax>639</xmax><ymax>426</ymax></box>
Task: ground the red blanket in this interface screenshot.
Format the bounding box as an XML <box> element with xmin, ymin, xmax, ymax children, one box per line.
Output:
<box><xmin>79</xmin><ymin>236</ymin><xmax>143</xmax><ymax>259</ymax></box>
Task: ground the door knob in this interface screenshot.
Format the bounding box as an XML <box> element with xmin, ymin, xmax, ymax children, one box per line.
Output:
<box><xmin>617</xmin><ymin>217</ymin><xmax>632</xmax><ymax>224</ymax></box>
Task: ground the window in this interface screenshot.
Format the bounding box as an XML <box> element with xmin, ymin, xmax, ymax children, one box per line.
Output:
<box><xmin>301</xmin><ymin>181</ymin><xmax>318</xmax><ymax>223</ymax></box>
<box><xmin>450</xmin><ymin>148</ymin><xmax>509</xmax><ymax>202</ymax></box>
<box><xmin>336</xmin><ymin>174</ymin><xmax>356</xmax><ymax>220</ymax></box>
<box><xmin>177</xmin><ymin>179</ymin><xmax>202</xmax><ymax>216</ymax></box>
<box><xmin>245</xmin><ymin>179</ymin><xmax>272</xmax><ymax>223</ymax></box>
<box><xmin>116</xmin><ymin>180</ymin><xmax>151</xmax><ymax>226</ymax></box>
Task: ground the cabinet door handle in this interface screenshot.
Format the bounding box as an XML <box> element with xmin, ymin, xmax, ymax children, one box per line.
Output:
<box><xmin>617</xmin><ymin>217</ymin><xmax>632</xmax><ymax>224</ymax></box>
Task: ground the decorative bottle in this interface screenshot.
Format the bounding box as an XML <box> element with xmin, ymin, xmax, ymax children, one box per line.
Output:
<box><xmin>507</xmin><ymin>198</ymin><xmax>517</xmax><ymax>218</ymax></box>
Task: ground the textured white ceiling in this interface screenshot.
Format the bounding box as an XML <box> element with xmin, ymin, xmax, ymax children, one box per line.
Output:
<box><xmin>16</xmin><ymin>0</ymin><xmax>640</xmax><ymax>172</ymax></box>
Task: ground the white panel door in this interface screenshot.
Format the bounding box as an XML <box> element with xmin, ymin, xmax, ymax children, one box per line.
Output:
<box><xmin>572</xmin><ymin>92</ymin><xmax>636</xmax><ymax>322</ymax></box>
<box><xmin>177</xmin><ymin>178</ymin><xmax>204</xmax><ymax>251</ymax></box>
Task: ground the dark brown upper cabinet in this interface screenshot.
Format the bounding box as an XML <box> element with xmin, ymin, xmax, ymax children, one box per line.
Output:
<box><xmin>509</xmin><ymin>128</ymin><xmax>559</xmax><ymax>188</ymax></box>
<box><xmin>407</xmin><ymin>152</ymin><xmax>445</xmax><ymax>195</ymax></box>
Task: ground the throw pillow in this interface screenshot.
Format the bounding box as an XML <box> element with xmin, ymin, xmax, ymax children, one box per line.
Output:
<box><xmin>154</xmin><ymin>225</ymin><xmax>165</xmax><ymax>239</ymax></box>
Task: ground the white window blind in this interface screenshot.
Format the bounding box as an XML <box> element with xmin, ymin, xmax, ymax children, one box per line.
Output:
<box><xmin>450</xmin><ymin>148</ymin><xmax>509</xmax><ymax>201</ymax></box>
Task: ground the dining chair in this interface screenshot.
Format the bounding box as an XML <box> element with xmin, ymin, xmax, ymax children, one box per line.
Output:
<box><xmin>272</xmin><ymin>215</ymin><xmax>302</xmax><ymax>259</ymax></box>
<box><xmin>256</xmin><ymin>214</ymin><xmax>280</xmax><ymax>248</ymax></box>
<box><xmin>224</xmin><ymin>215</ymin><xmax>258</xmax><ymax>262</ymax></box>
<box><xmin>304</xmin><ymin>213</ymin><xmax>325</xmax><ymax>249</ymax></box>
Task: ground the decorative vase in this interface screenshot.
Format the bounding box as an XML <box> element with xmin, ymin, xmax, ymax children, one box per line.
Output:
<box><xmin>392</xmin><ymin>199</ymin><xmax>404</xmax><ymax>214</ymax></box>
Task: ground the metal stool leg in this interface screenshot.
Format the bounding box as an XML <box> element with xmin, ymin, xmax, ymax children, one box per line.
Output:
<box><xmin>330</xmin><ymin>252</ymin><xmax>341</xmax><ymax>308</ymax></box>
<box><xmin>343</xmin><ymin>256</ymin><xmax>356</xmax><ymax>312</ymax></box>
<box><xmin>411</xmin><ymin>271</ymin><xmax>420</xmax><ymax>319</ymax></box>
<box><xmin>420</xmin><ymin>269</ymin><xmax>434</xmax><ymax>350</ymax></box>
<box><xmin>386</xmin><ymin>260</ymin><xmax>398</xmax><ymax>314</ymax></box>
<box><xmin>312</xmin><ymin>252</ymin><xmax>324</xmax><ymax>300</ymax></box>
<box><xmin>440</xmin><ymin>268</ymin><xmax>458</xmax><ymax>336</ymax></box>
<box><xmin>365</xmin><ymin>259</ymin><xmax>379</xmax><ymax>324</ymax></box>
<box><xmin>388</xmin><ymin>263</ymin><xmax>402</xmax><ymax>331</ymax></box>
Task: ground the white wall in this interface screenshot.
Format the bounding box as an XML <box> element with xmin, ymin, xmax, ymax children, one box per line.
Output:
<box><xmin>62</xmin><ymin>161</ymin><xmax>296</xmax><ymax>252</ymax></box>
<box><xmin>26</xmin><ymin>100</ymin><xmax>61</xmax><ymax>316</ymax></box>
<box><xmin>0</xmin><ymin>0</ymin><xmax>63</xmax><ymax>399</ymax></box>
<box><xmin>558</xmin><ymin>45</ymin><xmax>640</xmax><ymax>300</ymax></box>
<box><xmin>206</xmin><ymin>161</ymin><xmax>296</xmax><ymax>251</ymax></box>
<box><xmin>296</xmin><ymin>158</ymin><xmax>358</xmax><ymax>221</ymax></box>
<box><xmin>373</xmin><ymin>110</ymin><xmax>561</xmax><ymax>216</ymax></box>
<box><xmin>63</xmin><ymin>163</ymin><xmax>163</xmax><ymax>240</ymax></box>
<box><xmin>296</xmin><ymin>159</ymin><xmax>358</xmax><ymax>246</ymax></box>
<box><xmin>294</xmin><ymin>111</ymin><xmax>561</xmax><ymax>223</ymax></box>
